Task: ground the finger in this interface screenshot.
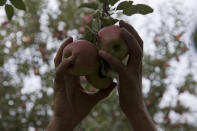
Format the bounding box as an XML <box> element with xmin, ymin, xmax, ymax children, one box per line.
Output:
<box><xmin>98</xmin><ymin>50</ymin><xmax>125</xmax><ymax>74</ymax></box>
<box><xmin>119</xmin><ymin>20</ymin><xmax>143</xmax><ymax>49</ymax></box>
<box><xmin>55</xmin><ymin>55</ymin><xmax>75</xmax><ymax>78</ymax></box>
<box><xmin>90</xmin><ymin>82</ymin><xmax>116</xmax><ymax>103</ymax></box>
<box><xmin>54</xmin><ymin>37</ymin><xmax>73</xmax><ymax>67</ymax></box>
<box><xmin>120</xmin><ymin>28</ymin><xmax>143</xmax><ymax>68</ymax></box>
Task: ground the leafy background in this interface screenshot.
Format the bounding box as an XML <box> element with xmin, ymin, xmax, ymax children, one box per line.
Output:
<box><xmin>0</xmin><ymin>0</ymin><xmax>197</xmax><ymax>131</ymax></box>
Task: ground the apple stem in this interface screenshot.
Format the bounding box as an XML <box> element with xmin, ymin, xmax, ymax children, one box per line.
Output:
<box><xmin>101</xmin><ymin>0</ymin><xmax>109</xmax><ymax>29</ymax></box>
<box><xmin>102</xmin><ymin>0</ymin><xmax>108</xmax><ymax>17</ymax></box>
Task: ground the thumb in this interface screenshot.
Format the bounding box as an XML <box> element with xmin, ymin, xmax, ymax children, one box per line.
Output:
<box><xmin>55</xmin><ymin>55</ymin><xmax>75</xmax><ymax>77</ymax></box>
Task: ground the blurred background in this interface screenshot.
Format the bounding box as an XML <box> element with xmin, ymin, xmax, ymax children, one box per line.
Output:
<box><xmin>0</xmin><ymin>0</ymin><xmax>197</xmax><ymax>131</ymax></box>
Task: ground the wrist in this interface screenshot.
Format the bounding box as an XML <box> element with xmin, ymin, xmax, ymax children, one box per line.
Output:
<box><xmin>124</xmin><ymin>104</ymin><xmax>157</xmax><ymax>131</ymax></box>
<box><xmin>56</xmin><ymin>117</ymin><xmax>76</xmax><ymax>130</ymax></box>
<box><xmin>46</xmin><ymin>117</ymin><xmax>76</xmax><ymax>131</ymax></box>
<box><xmin>125</xmin><ymin>103</ymin><xmax>146</xmax><ymax>120</ymax></box>
<box><xmin>121</xmin><ymin>100</ymin><xmax>146</xmax><ymax>118</ymax></box>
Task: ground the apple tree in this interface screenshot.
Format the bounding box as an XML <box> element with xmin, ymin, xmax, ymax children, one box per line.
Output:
<box><xmin>0</xmin><ymin>0</ymin><xmax>197</xmax><ymax>131</ymax></box>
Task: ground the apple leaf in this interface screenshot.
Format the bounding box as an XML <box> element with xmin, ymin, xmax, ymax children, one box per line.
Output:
<box><xmin>116</xmin><ymin>1</ymin><xmax>133</xmax><ymax>10</ymax></box>
<box><xmin>92</xmin><ymin>20</ymin><xmax>100</xmax><ymax>32</ymax></box>
<box><xmin>0</xmin><ymin>0</ymin><xmax>7</xmax><ymax>6</ymax></box>
<box><xmin>10</xmin><ymin>0</ymin><xmax>26</xmax><ymax>11</ymax></box>
<box><xmin>83</xmin><ymin>24</ymin><xmax>98</xmax><ymax>43</ymax></box>
<box><xmin>123</xmin><ymin>4</ymin><xmax>153</xmax><ymax>16</ymax></box>
<box><xmin>134</xmin><ymin>4</ymin><xmax>154</xmax><ymax>15</ymax></box>
<box><xmin>79</xmin><ymin>2</ymin><xmax>99</xmax><ymax>10</ymax></box>
<box><xmin>101</xmin><ymin>17</ymin><xmax>119</xmax><ymax>26</ymax></box>
<box><xmin>109</xmin><ymin>0</ymin><xmax>119</xmax><ymax>6</ymax></box>
<box><xmin>93</xmin><ymin>10</ymin><xmax>102</xmax><ymax>18</ymax></box>
<box><xmin>98</xmin><ymin>0</ymin><xmax>104</xmax><ymax>3</ymax></box>
<box><xmin>5</xmin><ymin>4</ymin><xmax>14</xmax><ymax>20</ymax></box>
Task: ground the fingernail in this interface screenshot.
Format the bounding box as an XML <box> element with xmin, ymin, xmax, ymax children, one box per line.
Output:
<box><xmin>119</xmin><ymin>20</ymin><xmax>124</xmax><ymax>26</ymax></box>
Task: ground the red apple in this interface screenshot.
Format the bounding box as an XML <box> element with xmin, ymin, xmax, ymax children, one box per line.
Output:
<box><xmin>98</xmin><ymin>25</ymin><xmax>129</xmax><ymax>60</ymax></box>
<box><xmin>23</xmin><ymin>36</ymin><xmax>31</xmax><ymax>43</ymax></box>
<box><xmin>62</xmin><ymin>40</ymin><xmax>100</xmax><ymax>75</ymax></box>
<box><xmin>82</xmin><ymin>14</ymin><xmax>93</xmax><ymax>25</ymax></box>
<box><xmin>86</xmin><ymin>70</ymin><xmax>113</xmax><ymax>89</ymax></box>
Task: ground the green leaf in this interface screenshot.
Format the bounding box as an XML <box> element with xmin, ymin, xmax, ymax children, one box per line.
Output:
<box><xmin>10</xmin><ymin>0</ymin><xmax>26</xmax><ymax>10</ymax></box>
<box><xmin>98</xmin><ymin>0</ymin><xmax>104</xmax><ymax>3</ymax></box>
<box><xmin>91</xmin><ymin>19</ymin><xmax>100</xmax><ymax>33</ymax></box>
<box><xmin>5</xmin><ymin>4</ymin><xmax>14</xmax><ymax>20</ymax></box>
<box><xmin>79</xmin><ymin>2</ymin><xmax>99</xmax><ymax>10</ymax></box>
<box><xmin>117</xmin><ymin>1</ymin><xmax>133</xmax><ymax>10</ymax></box>
<box><xmin>123</xmin><ymin>4</ymin><xmax>153</xmax><ymax>16</ymax></box>
<box><xmin>84</xmin><ymin>25</ymin><xmax>95</xmax><ymax>42</ymax></box>
<box><xmin>0</xmin><ymin>0</ymin><xmax>7</xmax><ymax>6</ymax></box>
<box><xmin>123</xmin><ymin>7</ymin><xmax>137</xmax><ymax>16</ymax></box>
<box><xmin>109</xmin><ymin>0</ymin><xmax>119</xmax><ymax>5</ymax></box>
<box><xmin>101</xmin><ymin>17</ymin><xmax>119</xmax><ymax>26</ymax></box>
<box><xmin>134</xmin><ymin>4</ymin><xmax>153</xmax><ymax>15</ymax></box>
<box><xmin>93</xmin><ymin>10</ymin><xmax>102</xmax><ymax>18</ymax></box>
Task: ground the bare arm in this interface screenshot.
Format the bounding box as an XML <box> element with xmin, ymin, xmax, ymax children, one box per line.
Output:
<box><xmin>46</xmin><ymin>37</ymin><xmax>115</xmax><ymax>131</ymax></box>
<box><xmin>46</xmin><ymin>117</ymin><xmax>75</xmax><ymax>131</ymax></box>
<box><xmin>99</xmin><ymin>20</ymin><xmax>157</xmax><ymax>131</ymax></box>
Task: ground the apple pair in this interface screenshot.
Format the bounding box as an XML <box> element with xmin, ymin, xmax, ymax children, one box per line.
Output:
<box><xmin>62</xmin><ymin>25</ymin><xmax>128</xmax><ymax>89</ymax></box>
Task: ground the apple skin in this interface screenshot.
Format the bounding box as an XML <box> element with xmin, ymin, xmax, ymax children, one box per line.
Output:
<box><xmin>98</xmin><ymin>25</ymin><xmax>129</xmax><ymax>60</ymax></box>
<box><xmin>86</xmin><ymin>70</ymin><xmax>113</xmax><ymax>89</ymax></box>
<box><xmin>62</xmin><ymin>40</ymin><xmax>100</xmax><ymax>76</ymax></box>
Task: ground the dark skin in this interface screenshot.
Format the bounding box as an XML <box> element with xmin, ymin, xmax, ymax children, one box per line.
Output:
<box><xmin>46</xmin><ymin>21</ymin><xmax>157</xmax><ymax>131</ymax></box>
<box><xmin>99</xmin><ymin>20</ymin><xmax>157</xmax><ymax>131</ymax></box>
<box><xmin>46</xmin><ymin>37</ymin><xmax>116</xmax><ymax>131</ymax></box>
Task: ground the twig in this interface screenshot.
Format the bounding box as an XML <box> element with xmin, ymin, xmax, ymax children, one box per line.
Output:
<box><xmin>101</xmin><ymin>0</ymin><xmax>109</xmax><ymax>28</ymax></box>
<box><xmin>102</xmin><ymin>0</ymin><xmax>108</xmax><ymax>17</ymax></box>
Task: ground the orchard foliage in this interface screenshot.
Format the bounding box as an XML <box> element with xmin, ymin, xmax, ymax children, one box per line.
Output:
<box><xmin>0</xmin><ymin>0</ymin><xmax>197</xmax><ymax>131</ymax></box>
<box><xmin>78</xmin><ymin>0</ymin><xmax>153</xmax><ymax>43</ymax></box>
<box><xmin>78</xmin><ymin>0</ymin><xmax>153</xmax><ymax>78</ymax></box>
<box><xmin>0</xmin><ymin>0</ymin><xmax>26</xmax><ymax>20</ymax></box>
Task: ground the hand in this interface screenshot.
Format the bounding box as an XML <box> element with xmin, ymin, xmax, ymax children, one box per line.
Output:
<box><xmin>99</xmin><ymin>20</ymin><xmax>157</xmax><ymax>131</ymax></box>
<box><xmin>99</xmin><ymin>20</ymin><xmax>143</xmax><ymax>113</ymax></box>
<box><xmin>46</xmin><ymin>37</ymin><xmax>116</xmax><ymax>131</ymax></box>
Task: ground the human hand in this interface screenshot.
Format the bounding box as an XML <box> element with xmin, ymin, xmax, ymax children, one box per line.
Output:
<box><xmin>99</xmin><ymin>20</ymin><xmax>143</xmax><ymax>113</ymax></box>
<box><xmin>46</xmin><ymin>37</ymin><xmax>116</xmax><ymax>131</ymax></box>
<box><xmin>99</xmin><ymin>20</ymin><xmax>156</xmax><ymax>131</ymax></box>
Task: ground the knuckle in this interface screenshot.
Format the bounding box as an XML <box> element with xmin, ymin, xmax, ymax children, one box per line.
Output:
<box><xmin>140</xmin><ymin>39</ymin><xmax>144</xmax><ymax>45</ymax></box>
<box><xmin>139</xmin><ymin>40</ymin><xmax>144</xmax><ymax>49</ymax></box>
<box><xmin>54</xmin><ymin>58</ymin><xmax>57</xmax><ymax>64</ymax></box>
<box><xmin>55</xmin><ymin>69</ymin><xmax>60</xmax><ymax>76</ymax></box>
